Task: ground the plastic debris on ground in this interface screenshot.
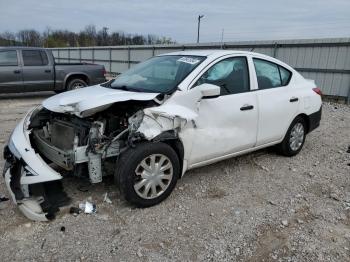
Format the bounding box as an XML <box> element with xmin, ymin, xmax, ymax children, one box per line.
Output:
<box><xmin>79</xmin><ymin>201</ymin><xmax>97</xmax><ymax>214</ymax></box>
<box><xmin>103</xmin><ymin>193</ymin><xmax>112</xmax><ymax>204</ymax></box>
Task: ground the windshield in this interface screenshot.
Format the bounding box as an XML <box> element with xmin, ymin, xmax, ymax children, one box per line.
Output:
<box><xmin>107</xmin><ymin>55</ymin><xmax>205</xmax><ymax>93</ymax></box>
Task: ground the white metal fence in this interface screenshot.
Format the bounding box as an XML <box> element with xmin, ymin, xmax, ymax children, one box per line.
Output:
<box><xmin>51</xmin><ymin>38</ymin><xmax>350</xmax><ymax>102</ymax></box>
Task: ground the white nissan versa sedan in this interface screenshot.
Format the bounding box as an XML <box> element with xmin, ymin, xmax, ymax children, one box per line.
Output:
<box><xmin>3</xmin><ymin>50</ymin><xmax>322</xmax><ymax>221</ymax></box>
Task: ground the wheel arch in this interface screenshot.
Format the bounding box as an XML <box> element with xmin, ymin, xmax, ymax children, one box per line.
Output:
<box><xmin>64</xmin><ymin>73</ymin><xmax>90</xmax><ymax>89</ymax></box>
<box><xmin>151</xmin><ymin>130</ymin><xmax>184</xmax><ymax>178</ymax></box>
<box><xmin>295</xmin><ymin>113</ymin><xmax>310</xmax><ymax>133</ymax></box>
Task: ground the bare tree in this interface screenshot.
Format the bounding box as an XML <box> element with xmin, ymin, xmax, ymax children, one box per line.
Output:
<box><xmin>17</xmin><ymin>30</ymin><xmax>42</xmax><ymax>46</ymax></box>
<box><xmin>0</xmin><ymin>25</ymin><xmax>175</xmax><ymax>47</ymax></box>
<box><xmin>0</xmin><ymin>31</ymin><xmax>17</xmax><ymax>46</ymax></box>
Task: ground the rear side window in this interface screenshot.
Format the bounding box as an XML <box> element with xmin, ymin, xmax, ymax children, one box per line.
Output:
<box><xmin>195</xmin><ymin>57</ymin><xmax>250</xmax><ymax>96</ymax></box>
<box><xmin>253</xmin><ymin>58</ymin><xmax>292</xmax><ymax>89</ymax></box>
<box><xmin>0</xmin><ymin>50</ymin><xmax>18</xmax><ymax>66</ymax></box>
<box><xmin>279</xmin><ymin>66</ymin><xmax>292</xmax><ymax>86</ymax></box>
<box><xmin>22</xmin><ymin>50</ymin><xmax>49</xmax><ymax>66</ymax></box>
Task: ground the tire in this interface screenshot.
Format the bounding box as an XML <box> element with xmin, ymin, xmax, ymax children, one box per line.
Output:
<box><xmin>115</xmin><ymin>142</ymin><xmax>180</xmax><ymax>207</ymax></box>
<box><xmin>277</xmin><ymin>116</ymin><xmax>307</xmax><ymax>157</ymax></box>
<box><xmin>66</xmin><ymin>78</ymin><xmax>87</xmax><ymax>91</ymax></box>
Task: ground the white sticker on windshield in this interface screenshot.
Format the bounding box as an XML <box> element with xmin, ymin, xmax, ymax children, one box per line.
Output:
<box><xmin>177</xmin><ymin>57</ymin><xmax>200</xmax><ymax>65</ymax></box>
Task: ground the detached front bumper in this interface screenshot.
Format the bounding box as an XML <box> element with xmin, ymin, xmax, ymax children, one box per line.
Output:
<box><xmin>3</xmin><ymin>106</ymin><xmax>64</xmax><ymax>221</ymax></box>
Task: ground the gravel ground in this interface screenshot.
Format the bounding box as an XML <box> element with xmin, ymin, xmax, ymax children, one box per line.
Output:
<box><xmin>0</xmin><ymin>92</ymin><xmax>349</xmax><ymax>262</ymax></box>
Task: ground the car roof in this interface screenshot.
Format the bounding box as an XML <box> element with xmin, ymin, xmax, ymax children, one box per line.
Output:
<box><xmin>159</xmin><ymin>50</ymin><xmax>239</xmax><ymax>56</ymax></box>
<box><xmin>158</xmin><ymin>49</ymin><xmax>265</xmax><ymax>58</ymax></box>
<box><xmin>158</xmin><ymin>49</ymin><xmax>295</xmax><ymax>70</ymax></box>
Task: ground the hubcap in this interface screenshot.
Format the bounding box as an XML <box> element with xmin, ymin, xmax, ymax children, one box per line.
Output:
<box><xmin>133</xmin><ymin>154</ymin><xmax>173</xmax><ymax>199</ymax></box>
<box><xmin>71</xmin><ymin>82</ymin><xmax>85</xmax><ymax>89</ymax></box>
<box><xmin>289</xmin><ymin>122</ymin><xmax>304</xmax><ymax>151</ymax></box>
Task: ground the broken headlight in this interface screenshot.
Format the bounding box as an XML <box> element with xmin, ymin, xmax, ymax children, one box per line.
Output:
<box><xmin>6</xmin><ymin>136</ymin><xmax>21</xmax><ymax>160</ymax></box>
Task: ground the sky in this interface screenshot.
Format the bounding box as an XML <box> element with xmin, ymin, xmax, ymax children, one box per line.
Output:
<box><xmin>0</xmin><ymin>0</ymin><xmax>349</xmax><ymax>43</ymax></box>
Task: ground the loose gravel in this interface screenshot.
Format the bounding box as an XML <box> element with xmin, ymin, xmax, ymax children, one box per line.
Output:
<box><xmin>0</xmin><ymin>92</ymin><xmax>349</xmax><ymax>261</ymax></box>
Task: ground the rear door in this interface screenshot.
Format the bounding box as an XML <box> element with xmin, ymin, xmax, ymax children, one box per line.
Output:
<box><xmin>252</xmin><ymin>57</ymin><xmax>299</xmax><ymax>146</ymax></box>
<box><xmin>21</xmin><ymin>50</ymin><xmax>54</xmax><ymax>91</ymax></box>
<box><xmin>0</xmin><ymin>49</ymin><xmax>23</xmax><ymax>92</ymax></box>
<box><xmin>188</xmin><ymin>56</ymin><xmax>259</xmax><ymax>165</ymax></box>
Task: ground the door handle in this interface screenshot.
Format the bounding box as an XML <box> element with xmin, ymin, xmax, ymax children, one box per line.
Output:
<box><xmin>13</xmin><ymin>70</ymin><xmax>21</xmax><ymax>74</ymax></box>
<box><xmin>240</xmin><ymin>104</ymin><xmax>254</xmax><ymax>111</ymax></box>
<box><xmin>44</xmin><ymin>69</ymin><xmax>51</xmax><ymax>73</ymax></box>
<box><xmin>289</xmin><ymin>97</ymin><xmax>299</xmax><ymax>102</ymax></box>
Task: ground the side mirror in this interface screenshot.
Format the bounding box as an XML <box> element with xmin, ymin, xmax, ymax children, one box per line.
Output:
<box><xmin>197</xmin><ymin>83</ymin><xmax>220</xmax><ymax>98</ymax></box>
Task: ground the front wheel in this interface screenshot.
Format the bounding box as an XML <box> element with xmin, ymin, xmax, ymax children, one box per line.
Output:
<box><xmin>277</xmin><ymin>116</ymin><xmax>307</xmax><ymax>156</ymax></box>
<box><xmin>115</xmin><ymin>142</ymin><xmax>180</xmax><ymax>207</ymax></box>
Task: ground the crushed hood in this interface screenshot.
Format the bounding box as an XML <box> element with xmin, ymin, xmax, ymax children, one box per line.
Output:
<box><xmin>43</xmin><ymin>85</ymin><xmax>160</xmax><ymax>117</ymax></box>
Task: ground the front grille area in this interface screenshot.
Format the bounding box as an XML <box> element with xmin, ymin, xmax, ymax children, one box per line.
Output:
<box><xmin>30</xmin><ymin>119</ymin><xmax>86</xmax><ymax>170</ymax></box>
<box><xmin>32</xmin><ymin>129</ymin><xmax>74</xmax><ymax>170</ymax></box>
<box><xmin>50</xmin><ymin>120</ymin><xmax>75</xmax><ymax>150</ymax></box>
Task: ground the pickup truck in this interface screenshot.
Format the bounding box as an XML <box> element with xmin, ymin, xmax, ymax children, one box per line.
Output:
<box><xmin>0</xmin><ymin>47</ymin><xmax>106</xmax><ymax>93</ymax></box>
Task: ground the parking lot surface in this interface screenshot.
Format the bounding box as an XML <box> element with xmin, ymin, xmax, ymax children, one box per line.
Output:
<box><xmin>0</xmin><ymin>92</ymin><xmax>349</xmax><ymax>261</ymax></box>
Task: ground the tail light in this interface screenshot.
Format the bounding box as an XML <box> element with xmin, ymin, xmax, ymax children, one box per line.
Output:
<box><xmin>102</xmin><ymin>68</ymin><xmax>107</xmax><ymax>78</ymax></box>
<box><xmin>312</xmin><ymin>87</ymin><xmax>322</xmax><ymax>96</ymax></box>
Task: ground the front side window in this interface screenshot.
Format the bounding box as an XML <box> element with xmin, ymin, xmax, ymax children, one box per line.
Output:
<box><xmin>253</xmin><ymin>58</ymin><xmax>292</xmax><ymax>89</ymax></box>
<box><xmin>107</xmin><ymin>55</ymin><xmax>205</xmax><ymax>93</ymax></box>
<box><xmin>22</xmin><ymin>50</ymin><xmax>49</xmax><ymax>66</ymax></box>
<box><xmin>0</xmin><ymin>50</ymin><xmax>18</xmax><ymax>66</ymax></box>
<box><xmin>195</xmin><ymin>57</ymin><xmax>250</xmax><ymax>96</ymax></box>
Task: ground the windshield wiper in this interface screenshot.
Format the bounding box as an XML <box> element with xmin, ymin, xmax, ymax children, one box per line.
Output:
<box><xmin>112</xmin><ymin>85</ymin><xmax>142</xmax><ymax>92</ymax></box>
<box><xmin>101</xmin><ymin>81</ymin><xmax>133</xmax><ymax>91</ymax></box>
<box><xmin>105</xmin><ymin>83</ymin><xmax>158</xmax><ymax>93</ymax></box>
<box><xmin>100</xmin><ymin>79</ymin><xmax>114</xmax><ymax>88</ymax></box>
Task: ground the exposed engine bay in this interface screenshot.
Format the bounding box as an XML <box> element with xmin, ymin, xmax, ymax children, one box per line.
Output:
<box><xmin>29</xmin><ymin>100</ymin><xmax>157</xmax><ymax>183</ymax></box>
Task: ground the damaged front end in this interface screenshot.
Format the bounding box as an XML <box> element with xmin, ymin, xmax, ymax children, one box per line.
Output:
<box><xmin>3</xmin><ymin>99</ymin><xmax>159</xmax><ymax>221</ymax></box>
<box><xmin>3</xmin><ymin>106</ymin><xmax>65</xmax><ymax>221</ymax></box>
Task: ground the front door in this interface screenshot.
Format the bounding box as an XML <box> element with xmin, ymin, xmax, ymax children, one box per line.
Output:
<box><xmin>188</xmin><ymin>56</ymin><xmax>258</xmax><ymax>165</ymax></box>
<box><xmin>0</xmin><ymin>49</ymin><xmax>23</xmax><ymax>93</ymax></box>
<box><xmin>21</xmin><ymin>50</ymin><xmax>54</xmax><ymax>91</ymax></box>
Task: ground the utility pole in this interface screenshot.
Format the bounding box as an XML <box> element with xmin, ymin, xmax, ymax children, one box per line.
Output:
<box><xmin>220</xmin><ymin>28</ymin><xmax>224</xmax><ymax>49</ymax></box>
<box><xmin>197</xmin><ymin>15</ymin><xmax>204</xmax><ymax>44</ymax></box>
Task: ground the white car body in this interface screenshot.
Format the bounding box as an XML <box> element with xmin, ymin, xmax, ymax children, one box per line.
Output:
<box><xmin>3</xmin><ymin>50</ymin><xmax>322</xmax><ymax>221</ymax></box>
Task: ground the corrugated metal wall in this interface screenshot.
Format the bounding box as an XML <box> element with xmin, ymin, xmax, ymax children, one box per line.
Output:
<box><xmin>51</xmin><ymin>38</ymin><xmax>350</xmax><ymax>101</ymax></box>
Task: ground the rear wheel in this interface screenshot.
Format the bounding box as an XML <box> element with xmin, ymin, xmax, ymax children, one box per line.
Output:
<box><xmin>66</xmin><ymin>78</ymin><xmax>87</xmax><ymax>91</ymax></box>
<box><xmin>277</xmin><ymin>116</ymin><xmax>306</xmax><ymax>156</ymax></box>
<box><xmin>115</xmin><ymin>142</ymin><xmax>180</xmax><ymax>207</ymax></box>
